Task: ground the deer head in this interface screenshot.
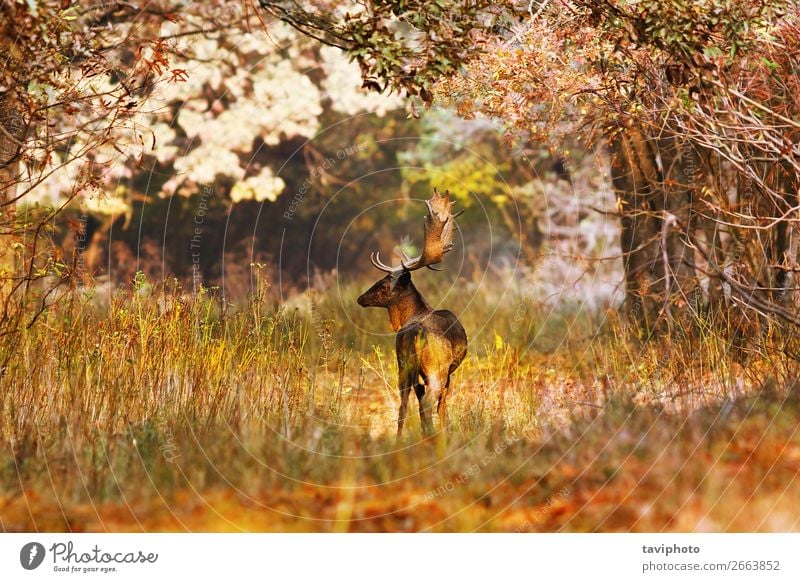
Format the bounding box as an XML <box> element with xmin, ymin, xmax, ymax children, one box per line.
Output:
<box><xmin>356</xmin><ymin>271</ymin><xmax>412</xmax><ymax>308</ymax></box>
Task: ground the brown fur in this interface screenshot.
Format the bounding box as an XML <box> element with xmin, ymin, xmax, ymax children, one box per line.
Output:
<box><xmin>357</xmin><ymin>271</ymin><xmax>467</xmax><ymax>436</ymax></box>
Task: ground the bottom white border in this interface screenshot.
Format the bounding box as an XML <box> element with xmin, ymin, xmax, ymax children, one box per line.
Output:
<box><xmin>1</xmin><ymin>533</ymin><xmax>797</xmax><ymax>581</ymax></box>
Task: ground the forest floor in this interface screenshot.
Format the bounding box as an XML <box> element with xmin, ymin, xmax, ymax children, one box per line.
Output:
<box><xmin>2</xmin><ymin>282</ymin><xmax>800</xmax><ymax>532</ymax></box>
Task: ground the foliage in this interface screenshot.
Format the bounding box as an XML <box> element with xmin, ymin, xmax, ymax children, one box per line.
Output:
<box><xmin>0</xmin><ymin>1</ymin><xmax>190</xmax><ymax>210</ymax></box>
<box><xmin>426</xmin><ymin>1</ymin><xmax>800</xmax><ymax>330</ymax></box>
<box><xmin>2</xmin><ymin>1</ymin><xmax>419</xmax><ymax>300</ymax></box>
<box><xmin>17</xmin><ymin>6</ymin><xmax>405</xmax><ymax>211</ymax></box>
<box><xmin>259</xmin><ymin>0</ymin><xmax>509</xmax><ymax>101</ymax></box>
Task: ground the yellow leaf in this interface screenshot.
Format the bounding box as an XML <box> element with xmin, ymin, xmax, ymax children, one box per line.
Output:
<box><xmin>494</xmin><ymin>331</ymin><xmax>504</xmax><ymax>351</ymax></box>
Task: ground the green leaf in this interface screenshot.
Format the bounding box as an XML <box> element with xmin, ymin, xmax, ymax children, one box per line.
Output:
<box><xmin>760</xmin><ymin>57</ymin><xmax>780</xmax><ymax>72</ymax></box>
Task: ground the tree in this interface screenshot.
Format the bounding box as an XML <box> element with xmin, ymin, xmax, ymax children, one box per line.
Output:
<box><xmin>264</xmin><ymin>0</ymin><xmax>800</xmax><ymax>335</ymax></box>
<box><xmin>0</xmin><ymin>0</ymin><xmax>194</xmax><ymax>339</ymax></box>
<box><xmin>259</xmin><ymin>0</ymin><xmax>504</xmax><ymax>101</ymax></box>
<box><xmin>4</xmin><ymin>1</ymin><xmax>419</xmax><ymax>296</ymax></box>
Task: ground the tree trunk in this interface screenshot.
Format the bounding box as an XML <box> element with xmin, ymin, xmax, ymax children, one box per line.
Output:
<box><xmin>657</xmin><ymin>134</ymin><xmax>698</xmax><ymax>317</ymax></box>
<box><xmin>0</xmin><ymin>92</ymin><xmax>25</xmax><ymax>274</ymax></box>
<box><xmin>609</xmin><ymin>130</ymin><xmax>661</xmax><ymax>333</ymax></box>
<box><xmin>609</xmin><ymin>128</ymin><xmax>697</xmax><ymax>334</ymax></box>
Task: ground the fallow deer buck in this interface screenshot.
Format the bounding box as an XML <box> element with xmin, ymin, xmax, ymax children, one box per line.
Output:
<box><xmin>357</xmin><ymin>189</ymin><xmax>467</xmax><ymax>437</ymax></box>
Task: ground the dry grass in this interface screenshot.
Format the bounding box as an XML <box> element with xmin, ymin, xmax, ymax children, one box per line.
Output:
<box><xmin>1</xmin><ymin>274</ymin><xmax>800</xmax><ymax>532</ymax></box>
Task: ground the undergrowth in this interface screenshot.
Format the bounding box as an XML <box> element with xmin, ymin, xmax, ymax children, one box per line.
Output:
<box><xmin>1</xmin><ymin>275</ymin><xmax>799</xmax><ymax>532</ymax></box>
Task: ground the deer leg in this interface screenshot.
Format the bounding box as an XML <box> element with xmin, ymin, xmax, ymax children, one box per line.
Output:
<box><xmin>437</xmin><ymin>375</ymin><xmax>452</xmax><ymax>430</ymax></box>
<box><xmin>397</xmin><ymin>363</ymin><xmax>416</xmax><ymax>438</ymax></box>
<box><xmin>420</xmin><ymin>374</ymin><xmax>444</xmax><ymax>437</ymax></box>
<box><xmin>413</xmin><ymin>383</ymin><xmax>425</xmax><ymax>432</ymax></box>
<box><xmin>397</xmin><ymin>384</ymin><xmax>411</xmax><ymax>437</ymax></box>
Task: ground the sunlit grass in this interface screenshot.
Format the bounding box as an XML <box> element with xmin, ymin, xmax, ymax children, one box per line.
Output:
<box><xmin>1</xmin><ymin>274</ymin><xmax>799</xmax><ymax>532</ymax></box>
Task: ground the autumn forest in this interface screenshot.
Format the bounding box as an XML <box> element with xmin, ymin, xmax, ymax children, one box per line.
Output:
<box><xmin>1</xmin><ymin>1</ymin><xmax>800</xmax><ymax>533</ymax></box>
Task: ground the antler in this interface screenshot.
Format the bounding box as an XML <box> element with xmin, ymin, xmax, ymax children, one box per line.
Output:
<box><xmin>370</xmin><ymin>188</ymin><xmax>462</xmax><ymax>274</ymax></box>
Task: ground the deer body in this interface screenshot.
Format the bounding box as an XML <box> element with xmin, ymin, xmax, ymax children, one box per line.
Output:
<box><xmin>357</xmin><ymin>189</ymin><xmax>467</xmax><ymax>437</ymax></box>
<box><xmin>358</xmin><ymin>272</ymin><xmax>467</xmax><ymax>436</ymax></box>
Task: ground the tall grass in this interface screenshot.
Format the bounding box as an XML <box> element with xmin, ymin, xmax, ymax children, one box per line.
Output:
<box><xmin>1</xmin><ymin>273</ymin><xmax>799</xmax><ymax>532</ymax></box>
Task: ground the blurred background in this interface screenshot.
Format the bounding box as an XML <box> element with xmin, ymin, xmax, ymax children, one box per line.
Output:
<box><xmin>5</xmin><ymin>4</ymin><xmax>622</xmax><ymax>321</ymax></box>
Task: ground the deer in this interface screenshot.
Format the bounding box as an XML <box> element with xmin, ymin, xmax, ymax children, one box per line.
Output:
<box><xmin>357</xmin><ymin>188</ymin><xmax>467</xmax><ymax>438</ymax></box>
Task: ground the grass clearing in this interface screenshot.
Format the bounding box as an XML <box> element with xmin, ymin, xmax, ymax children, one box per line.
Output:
<box><xmin>1</xmin><ymin>276</ymin><xmax>799</xmax><ymax>532</ymax></box>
